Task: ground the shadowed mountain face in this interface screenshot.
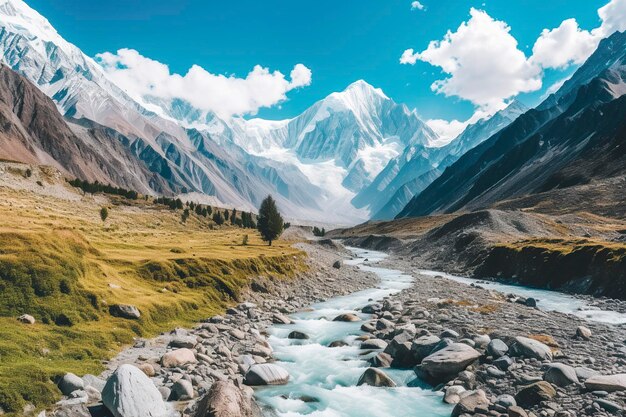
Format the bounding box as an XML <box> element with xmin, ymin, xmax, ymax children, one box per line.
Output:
<box><xmin>0</xmin><ymin>64</ymin><xmax>176</xmax><ymax>193</ymax></box>
<box><xmin>398</xmin><ymin>31</ymin><xmax>626</xmax><ymax>220</ymax></box>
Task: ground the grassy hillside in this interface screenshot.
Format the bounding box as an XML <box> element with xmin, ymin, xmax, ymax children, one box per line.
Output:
<box><xmin>0</xmin><ymin>163</ymin><xmax>304</xmax><ymax>414</ymax></box>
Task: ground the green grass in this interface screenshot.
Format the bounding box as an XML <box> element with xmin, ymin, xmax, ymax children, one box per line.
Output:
<box><xmin>0</xmin><ymin>181</ymin><xmax>304</xmax><ymax>415</ymax></box>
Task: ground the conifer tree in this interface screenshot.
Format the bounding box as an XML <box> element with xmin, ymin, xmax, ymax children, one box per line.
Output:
<box><xmin>257</xmin><ymin>195</ymin><xmax>284</xmax><ymax>246</ymax></box>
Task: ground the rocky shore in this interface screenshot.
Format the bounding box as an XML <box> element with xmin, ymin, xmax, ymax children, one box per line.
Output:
<box><xmin>48</xmin><ymin>241</ymin><xmax>377</xmax><ymax>417</ymax></box>
<box><xmin>353</xmin><ymin>252</ymin><xmax>626</xmax><ymax>417</ymax></box>
<box><xmin>48</xmin><ymin>240</ymin><xmax>626</xmax><ymax>417</ymax></box>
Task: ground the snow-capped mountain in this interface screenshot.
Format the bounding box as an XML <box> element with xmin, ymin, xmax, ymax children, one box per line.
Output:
<box><xmin>353</xmin><ymin>101</ymin><xmax>528</xmax><ymax>219</ymax></box>
<box><xmin>0</xmin><ymin>0</ymin><xmax>528</xmax><ymax>225</ymax></box>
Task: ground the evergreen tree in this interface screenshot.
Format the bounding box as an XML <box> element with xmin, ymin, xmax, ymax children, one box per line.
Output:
<box><xmin>224</xmin><ymin>210</ymin><xmax>230</xmax><ymax>221</ymax></box>
<box><xmin>212</xmin><ymin>211</ymin><xmax>225</xmax><ymax>225</ymax></box>
<box><xmin>181</xmin><ymin>208</ymin><xmax>190</xmax><ymax>223</ymax></box>
<box><xmin>231</xmin><ymin>208</ymin><xmax>237</xmax><ymax>225</ymax></box>
<box><xmin>257</xmin><ymin>195</ymin><xmax>284</xmax><ymax>246</ymax></box>
<box><xmin>100</xmin><ymin>207</ymin><xmax>109</xmax><ymax>223</ymax></box>
<box><xmin>207</xmin><ymin>206</ymin><xmax>213</xmax><ymax>215</ymax></box>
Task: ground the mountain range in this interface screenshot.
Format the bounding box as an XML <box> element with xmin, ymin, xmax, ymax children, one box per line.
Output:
<box><xmin>398</xmin><ymin>30</ymin><xmax>626</xmax><ymax>219</ymax></box>
<box><xmin>0</xmin><ymin>0</ymin><xmax>536</xmax><ymax>224</ymax></box>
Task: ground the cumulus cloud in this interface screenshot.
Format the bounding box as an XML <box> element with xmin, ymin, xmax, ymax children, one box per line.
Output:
<box><xmin>426</xmin><ymin>119</ymin><xmax>467</xmax><ymax>144</ymax></box>
<box><xmin>96</xmin><ymin>48</ymin><xmax>312</xmax><ymax>119</ymax></box>
<box><xmin>532</xmin><ymin>0</ymin><xmax>626</xmax><ymax>70</ymax></box>
<box><xmin>532</xmin><ymin>19</ymin><xmax>598</xmax><ymax>69</ymax></box>
<box><xmin>401</xmin><ymin>8</ymin><xmax>542</xmax><ymax>112</ymax></box>
<box><xmin>411</xmin><ymin>1</ymin><xmax>425</xmax><ymax>11</ymax></box>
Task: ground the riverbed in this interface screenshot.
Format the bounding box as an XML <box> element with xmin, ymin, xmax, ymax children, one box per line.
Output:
<box><xmin>254</xmin><ymin>247</ymin><xmax>452</xmax><ymax>417</ymax></box>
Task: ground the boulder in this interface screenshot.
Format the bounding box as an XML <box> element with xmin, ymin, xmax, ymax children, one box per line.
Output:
<box><xmin>576</xmin><ymin>326</ymin><xmax>592</xmax><ymax>340</ymax></box>
<box><xmin>495</xmin><ymin>394</ymin><xmax>516</xmax><ymax>408</ymax></box>
<box><xmin>288</xmin><ymin>330</ymin><xmax>309</xmax><ymax>340</ymax></box>
<box><xmin>411</xmin><ymin>335</ymin><xmax>441</xmax><ymax>363</ymax></box>
<box><xmin>543</xmin><ymin>363</ymin><xmax>579</xmax><ymax>387</ymax></box>
<box><xmin>272</xmin><ymin>314</ymin><xmax>292</xmax><ymax>325</ymax></box>
<box><xmin>356</xmin><ymin>368</ymin><xmax>396</xmax><ymax>387</ymax></box>
<box><xmin>170</xmin><ymin>379</ymin><xmax>195</xmax><ymax>400</ymax></box>
<box><xmin>444</xmin><ymin>385</ymin><xmax>466</xmax><ymax>404</ymax></box>
<box><xmin>332</xmin><ymin>260</ymin><xmax>342</xmax><ymax>269</ymax></box>
<box><xmin>370</xmin><ymin>352</ymin><xmax>393</xmax><ymax>368</ymax></box>
<box><xmin>332</xmin><ymin>313</ymin><xmax>360</xmax><ymax>322</ymax></box>
<box><xmin>508</xmin><ymin>406</ymin><xmax>529</xmax><ymax>417</ymax></box>
<box><xmin>168</xmin><ymin>336</ymin><xmax>197</xmax><ymax>349</ymax></box>
<box><xmin>375</xmin><ymin>318</ymin><xmax>394</xmax><ymax>330</ymax></box>
<box><xmin>161</xmin><ymin>348</ymin><xmax>197</xmax><ymax>368</ymax></box>
<box><xmin>510</xmin><ymin>337</ymin><xmax>552</xmax><ymax>361</ymax></box>
<box><xmin>487</xmin><ymin>339</ymin><xmax>509</xmax><ymax>358</ymax></box>
<box><xmin>493</xmin><ymin>356</ymin><xmax>513</xmax><ymax>371</ymax></box>
<box><xmin>58</xmin><ymin>373</ymin><xmax>85</xmax><ymax>395</ymax></box>
<box><xmin>244</xmin><ymin>364</ymin><xmax>289</xmax><ymax>386</ymax></box>
<box><xmin>575</xmin><ymin>367</ymin><xmax>599</xmax><ymax>381</ymax></box>
<box><xmin>109</xmin><ymin>304</ymin><xmax>141</xmax><ymax>320</ymax></box>
<box><xmin>451</xmin><ymin>390</ymin><xmax>489</xmax><ymax>417</ymax></box>
<box><xmin>362</xmin><ymin>303</ymin><xmax>382</xmax><ymax>314</ymax></box>
<box><xmin>137</xmin><ymin>363</ymin><xmax>156</xmax><ymax>377</ymax></box>
<box><xmin>193</xmin><ymin>380</ymin><xmax>260</xmax><ymax>417</ymax></box>
<box><xmin>102</xmin><ymin>364</ymin><xmax>167</xmax><ymax>417</ymax></box>
<box><xmin>514</xmin><ymin>381</ymin><xmax>556</xmax><ymax>407</ymax></box>
<box><xmin>329</xmin><ymin>340</ymin><xmax>349</xmax><ymax>348</ymax></box>
<box><xmin>361</xmin><ymin>339</ymin><xmax>388</xmax><ymax>350</ymax></box>
<box><xmin>585</xmin><ymin>374</ymin><xmax>626</xmax><ymax>392</ymax></box>
<box><xmin>18</xmin><ymin>314</ymin><xmax>35</xmax><ymax>324</ymax></box>
<box><xmin>420</xmin><ymin>343</ymin><xmax>482</xmax><ymax>382</ymax></box>
<box><xmin>525</xmin><ymin>298</ymin><xmax>537</xmax><ymax>308</ymax></box>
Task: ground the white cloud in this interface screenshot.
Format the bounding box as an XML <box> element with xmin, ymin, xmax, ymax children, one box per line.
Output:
<box><xmin>426</xmin><ymin>119</ymin><xmax>467</xmax><ymax>144</ymax></box>
<box><xmin>597</xmin><ymin>0</ymin><xmax>626</xmax><ymax>37</ymax></box>
<box><xmin>532</xmin><ymin>19</ymin><xmax>598</xmax><ymax>69</ymax></box>
<box><xmin>401</xmin><ymin>8</ymin><xmax>542</xmax><ymax>112</ymax></box>
<box><xmin>411</xmin><ymin>1</ymin><xmax>425</xmax><ymax>11</ymax></box>
<box><xmin>531</xmin><ymin>0</ymin><xmax>626</xmax><ymax>70</ymax></box>
<box><xmin>96</xmin><ymin>48</ymin><xmax>312</xmax><ymax>119</ymax></box>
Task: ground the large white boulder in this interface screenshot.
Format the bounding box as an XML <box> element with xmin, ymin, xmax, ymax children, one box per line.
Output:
<box><xmin>585</xmin><ymin>374</ymin><xmax>626</xmax><ymax>392</ymax></box>
<box><xmin>102</xmin><ymin>364</ymin><xmax>168</xmax><ymax>417</ymax></box>
<box><xmin>420</xmin><ymin>343</ymin><xmax>481</xmax><ymax>382</ymax></box>
<box><xmin>510</xmin><ymin>337</ymin><xmax>553</xmax><ymax>361</ymax></box>
<box><xmin>161</xmin><ymin>348</ymin><xmax>197</xmax><ymax>368</ymax></box>
<box><xmin>243</xmin><ymin>364</ymin><xmax>289</xmax><ymax>386</ymax></box>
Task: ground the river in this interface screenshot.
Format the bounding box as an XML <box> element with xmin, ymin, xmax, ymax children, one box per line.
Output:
<box><xmin>254</xmin><ymin>246</ymin><xmax>626</xmax><ymax>417</ymax></box>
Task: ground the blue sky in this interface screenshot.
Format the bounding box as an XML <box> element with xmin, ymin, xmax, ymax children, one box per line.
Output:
<box><xmin>27</xmin><ymin>0</ymin><xmax>611</xmax><ymax>126</ymax></box>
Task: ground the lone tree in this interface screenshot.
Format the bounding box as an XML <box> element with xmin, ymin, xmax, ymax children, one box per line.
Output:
<box><xmin>100</xmin><ymin>207</ymin><xmax>108</xmax><ymax>223</ymax></box>
<box><xmin>257</xmin><ymin>195</ymin><xmax>284</xmax><ymax>246</ymax></box>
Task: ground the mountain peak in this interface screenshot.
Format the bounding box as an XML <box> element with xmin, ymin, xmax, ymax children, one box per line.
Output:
<box><xmin>341</xmin><ymin>79</ymin><xmax>389</xmax><ymax>100</ymax></box>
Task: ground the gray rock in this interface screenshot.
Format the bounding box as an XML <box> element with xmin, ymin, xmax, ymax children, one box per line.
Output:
<box><xmin>596</xmin><ymin>399</ymin><xmax>623</xmax><ymax>413</ymax></box>
<box><xmin>288</xmin><ymin>331</ymin><xmax>309</xmax><ymax>340</ymax></box>
<box><xmin>411</xmin><ymin>335</ymin><xmax>441</xmax><ymax>363</ymax></box>
<box><xmin>272</xmin><ymin>314</ymin><xmax>292</xmax><ymax>325</ymax></box>
<box><xmin>170</xmin><ymin>379</ymin><xmax>195</xmax><ymax>400</ymax></box>
<box><xmin>356</xmin><ymin>368</ymin><xmax>396</xmax><ymax>387</ymax></box>
<box><xmin>161</xmin><ymin>348</ymin><xmax>197</xmax><ymax>368</ymax></box>
<box><xmin>544</xmin><ymin>363</ymin><xmax>579</xmax><ymax>387</ymax></box>
<box><xmin>18</xmin><ymin>314</ymin><xmax>35</xmax><ymax>324</ymax></box>
<box><xmin>332</xmin><ymin>260</ymin><xmax>342</xmax><ymax>269</ymax></box>
<box><xmin>585</xmin><ymin>374</ymin><xmax>626</xmax><ymax>392</ymax></box>
<box><xmin>370</xmin><ymin>352</ymin><xmax>393</xmax><ymax>368</ymax></box>
<box><xmin>102</xmin><ymin>364</ymin><xmax>167</xmax><ymax>417</ymax></box>
<box><xmin>332</xmin><ymin>313</ymin><xmax>360</xmax><ymax>322</ymax></box>
<box><xmin>109</xmin><ymin>304</ymin><xmax>141</xmax><ymax>320</ymax></box>
<box><xmin>508</xmin><ymin>405</ymin><xmax>529</xmax><ymax>417</ymax></box>
<box><xmin>510</xmin><ymin>337</ymin><xmax>553</xmax><ymax>361</ymax></box>
<box><xmin>362</xmin><ymin>303</ymin><xmax>382</xmax><ymax>314</ymax></box>
<box><xmin>493</xmin><ymin>355</ymin><xmax>513</xmax><ymax>371</ymax></box>
<box><xmin>487</xmin><ymin>339</ymin><xmax>509</xmax><ymax>358</ymax></box>
<box><xmin>244</xmin><ymin>364</ymin><xmax>289</xmax><ymax>386</ymax></box>
<box><xmin>58</xmin><ymin>373</ymin><xmax>85</xmax><ymax>396</ymax></box>
<box><xmin>444</xmin><ymin>385</ymin><xmax>466</xmax><ymax>404</ymax></box>
<box><xmin>576</xmin><ymin>326</ymin><xmax>592</xmax><ymax>340</ymax></box>
<box><xmin>361</xmin><ymin>339</ymin><xmax>388</xmax><ymax>350</ymax></box>
<box><xmin>525</xmin><ymin>298</ymin><xmax>537</xmax><ymax>308</ymax></box>
<box><xmin>496</xmin><ymin>394</ymin><xmax>517</xmax><ymax>408</ymax></box>
<box><xmin>473</xmin><ymin>334</ymin><xmax>491</xmax><ymax>349</ymax></box>
<box><xmin>168</xmin><ymin>336</ymin><xmax>197</xmax><ymax>349</ymax></box>
<box><xmin>440</xmin><ymin>329</ymin><xmax>460</xmax><ymax>339</ymax></box>
<box><xmin>575</xmin><ymin>367</ymin><xmax>600</xmax><ymax>381</ymax></box>
<box><xmin>420</xmin><ymin>343</ymin><xmax>482</xmax><ymax>382</ymax></box>
<box><xmin>451</xmin><ymin>389</ymin><xmax>490</xmax><ymax>417</ymax></box>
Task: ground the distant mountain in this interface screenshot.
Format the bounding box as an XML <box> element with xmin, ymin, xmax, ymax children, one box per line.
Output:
<box><xmin>0</xmin><ymin>64</ymin><xmax>175</xmax><ymax>193</ymax></box>
<box><xmin>354</xmin><ymin>101</ymin><xmax>527</xmax><ymax>220</ymax></box>
<box><xmin>398</xmin><ymin>31</ymin><xmax>626</xmax><ymax>219</ymax></box>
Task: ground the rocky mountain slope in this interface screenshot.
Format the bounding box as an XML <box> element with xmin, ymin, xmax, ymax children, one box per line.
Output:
<box><xmin>0</xmin><ymin>0</ymin><xmax>524</xmax><ymax>224</ymax></box>
<box><xmin>398</xmin><ymin>31</ymin><xmax>626</xmax><ymax>220</ymax></box>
